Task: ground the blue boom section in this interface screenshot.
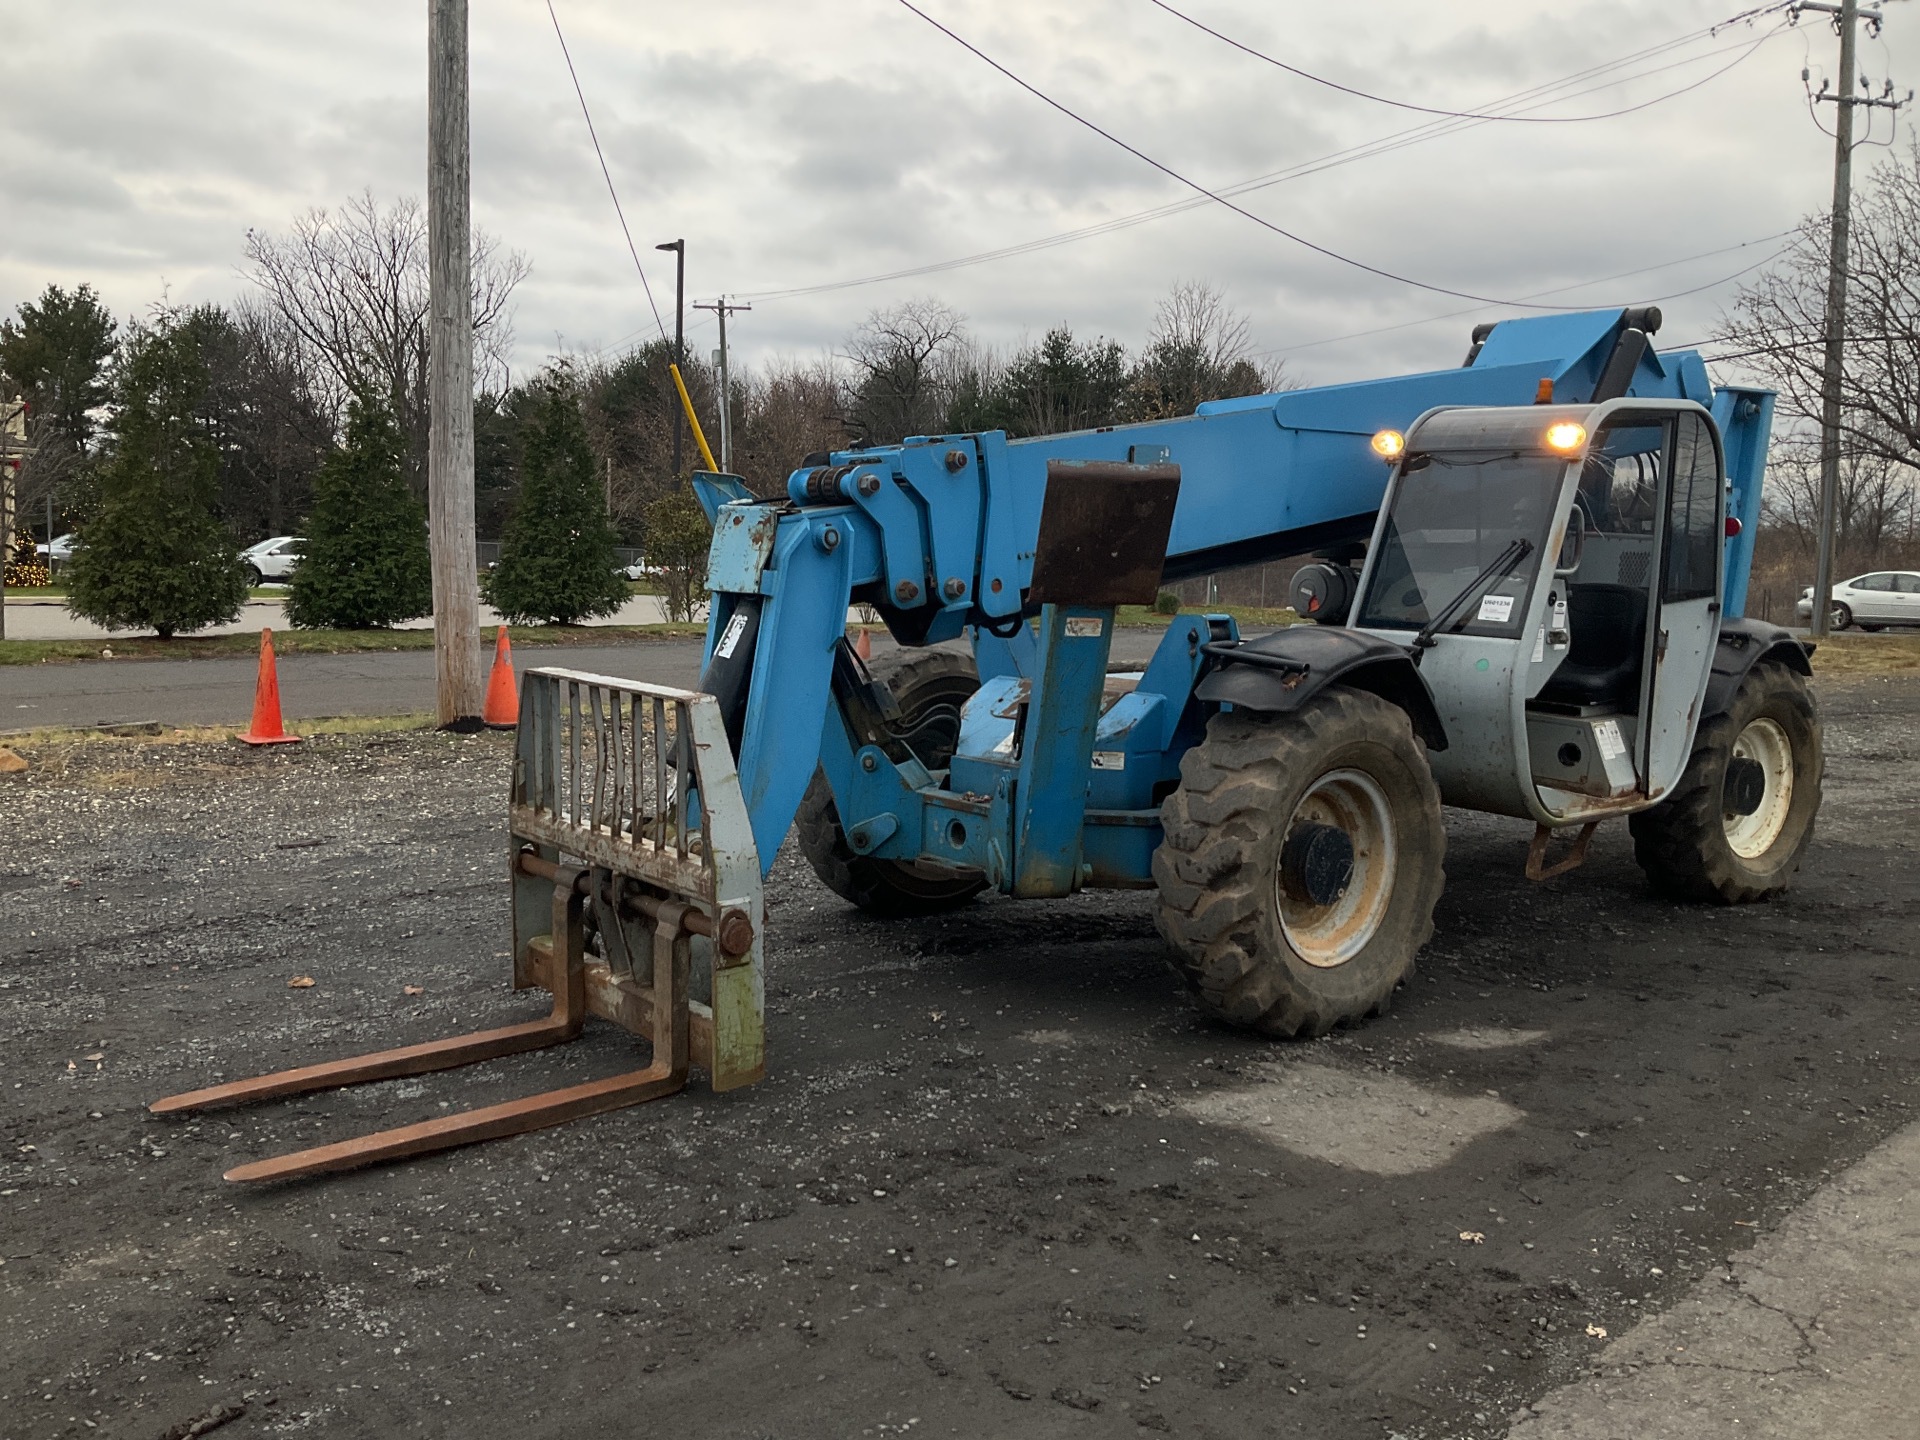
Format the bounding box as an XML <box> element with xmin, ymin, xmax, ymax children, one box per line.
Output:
<box><xmin>692</xmin><ymin>309</ymin><xmax>1774</xmax><ymax>878</ymax></box>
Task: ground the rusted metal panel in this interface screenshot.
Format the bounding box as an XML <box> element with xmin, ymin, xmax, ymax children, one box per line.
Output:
<box><xmin>1027</xmin><ymin>461</ymin><xmax>1181</xmax><ymax>608</ymax></box>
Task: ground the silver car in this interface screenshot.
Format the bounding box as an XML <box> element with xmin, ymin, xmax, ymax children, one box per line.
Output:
<box><xmin>242</xmin><ymin>536</ymin><xmax>306</xmax><ymax>587</ymax></box>
<box><xmin>1796</xmin><ymin>570</ymin><xmax>1920</xmax><ymax>630</ymax></box>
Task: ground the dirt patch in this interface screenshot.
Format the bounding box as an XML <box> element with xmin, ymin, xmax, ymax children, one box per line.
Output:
<box><xmin>1</xmin><ymin>676</ymin><xmax>1917</xmax><ymax>1438</ymax></box>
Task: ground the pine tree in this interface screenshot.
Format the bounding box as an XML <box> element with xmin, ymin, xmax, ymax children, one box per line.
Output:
<box><xmin>65</xmin><ymin>311</ymin><xmax>247</xmax><ymax>639</ymax></box>
<box><xmin>483</xmin><ymin>367</ymin><xmax>629</xmax><ymax>626</ymax></box>
<box><xmin>286</xmin><ymin>397</ymin><xmax>431</xmax><ymax>629</ymax></box>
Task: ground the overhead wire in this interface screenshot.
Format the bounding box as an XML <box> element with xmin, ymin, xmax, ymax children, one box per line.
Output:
<box><xmin>544</xmin><ymin>0</ymin><xmax>668</xmax><ymax>345</ymax></box>
<box><xmin>545</xmin><ymin>0</ymin><xmax>717</xmax><ymax>469</ymax></box>
<box><xmin>739</xmin><ymin>8</ymin><xmax>1791</xmax><ymax>302</ymax></box>
<box><xmin>1254</xmin><ymin>232</ymin><xmax>1796</xmax><ymax>361</ymax></box>
<box><xmin>1143</xmin><ymin>0</ymin><xmax>1792</xmax><ymax>123</ymax></box>
<box><xmin>890</xmin><ymin>0</ymin><xmax>1786</xmax><ymax>310</ymax></box>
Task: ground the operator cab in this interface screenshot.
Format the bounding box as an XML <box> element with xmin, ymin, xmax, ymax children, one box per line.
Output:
<box><xmin>1349</xmin><ymin>399</ymin><xmax>1725</xmax><ymax>826</ymax></box>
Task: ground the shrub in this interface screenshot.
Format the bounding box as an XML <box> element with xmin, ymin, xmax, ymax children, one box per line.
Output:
<box><xmin>644</xmin><ymin>486</ymin><xmax>712</xmax><ymax>623</ymax></box>
<box><xmin>1152</xmin><ymin>588</ymin><xmax>1181</xmax><ymax>615</ymax></box>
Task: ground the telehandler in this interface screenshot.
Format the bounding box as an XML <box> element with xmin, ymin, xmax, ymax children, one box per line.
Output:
<box><xmin>155</xmin><ymin>305</ymin><xmax>1818</xmax><ymax>1179</ymax></box>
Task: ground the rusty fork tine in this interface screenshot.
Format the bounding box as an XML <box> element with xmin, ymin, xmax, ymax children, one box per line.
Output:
<box><xmin>153</xmin><ymin>869</ymin><xmax>593</xmax><ymax>1118</ymax></box>
<box><xmin>221</xmin><ymin>1060</ymin><xmax>686</xmax><ymax>1183</ymax></box>
<box><xmin>148</xmin><ymin>1016</ymin><xmax>575</xmax><ymax>1116</ymax></box>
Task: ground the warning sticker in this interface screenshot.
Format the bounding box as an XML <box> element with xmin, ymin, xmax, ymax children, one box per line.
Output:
<box><xmin>1091</xmin><ymin>750</ymin><xmax>1126</xmax><ymax>770</ymax></box>
<box><xmin>715</xmin><ymin>611</ymin><xmax>749</xmax><ymax>659</ymax></box>
<box><xmin>1476</xmin><ymin>593</ymin><xmax>1516</xmax><ymax>624</ymax></box>
<box><xmin>1593</xmin><ymin>718</ymin><xmax>1627</xmax><ymax>760</ymax></box>
<box><xmin>1532</xmin><ymin>626</ymin><xmax>1547</xmax><ymax>664</ymax></box>
<box><xmin>1064</xmin><ymin>616</ymin><xmax>1106</xmax><ymax>639</ymax></box>
<box><xmin>1552</xmin><ymin>593</ymin><xmax>1569</xmax><ymax>630</ymax></box>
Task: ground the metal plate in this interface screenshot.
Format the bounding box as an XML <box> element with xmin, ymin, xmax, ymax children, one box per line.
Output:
<box><xmin>1028</xmin><ymin>461</ymin><xmax>1181</xmax><ymax>608</ymax></box>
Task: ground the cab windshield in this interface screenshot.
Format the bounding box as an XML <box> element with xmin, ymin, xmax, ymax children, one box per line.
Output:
<box><xmin>1357</xmin><ymin>451</ymin><xmax>1566</xmax><ymax>637</ymax></box>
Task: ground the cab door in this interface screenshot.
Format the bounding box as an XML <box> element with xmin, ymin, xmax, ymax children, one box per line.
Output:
<box><xmin>1639</xmin><ymin>410</ymin><xmax>1722</xmax><ymax>798</ymax></box>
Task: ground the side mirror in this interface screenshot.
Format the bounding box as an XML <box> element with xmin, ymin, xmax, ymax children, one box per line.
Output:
<box><xmin>1555</xmin><ymin>504</ymin><xmax>1586</xmax><ymax>578</ymax></box>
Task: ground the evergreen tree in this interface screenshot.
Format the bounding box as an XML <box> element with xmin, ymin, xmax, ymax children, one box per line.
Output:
<box><xmin>286</xmin><ymin>396</ymin><xmax>432</xmax><ymax>629</ymax></box>
<box><xmin>65</xmin><ymin>311</ymin><xmax>247</xmax><ymax>639</ymax></box>
<box><xmin>0</xmin><ymin>282</ymin><xmax>117</xmax><ymax>449</ymax></box>
<box><xmin>482</xmin><ymin>367</ymin><xmax>629</xmax><ymax>625</ymax></box>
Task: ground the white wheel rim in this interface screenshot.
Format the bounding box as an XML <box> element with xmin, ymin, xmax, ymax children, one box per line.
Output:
<box><xmin>1724</xmin><ymin>717</ymin><xmax>1794</xmax><ymax>860</ymax></box>
<box><xmin>1276</xmin><ymin>769</ymin><xmax>1398</xmax><ymax>969</ymax></box>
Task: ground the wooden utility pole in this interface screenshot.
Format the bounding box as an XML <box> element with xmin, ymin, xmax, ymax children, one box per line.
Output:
<box><xmin>1802</xmin><ymin>0</ymin><xmax>1906</xmax><ymax>636</ymax></box>
<box><xmin>428</xmin><ymin>0</ymin><xmax>483</xmax><ymax>725</ymax></box>
<box><xmin>693</xmin><ymin>296</ymin><xmax>749</xmax><ymax>473</ymax></box>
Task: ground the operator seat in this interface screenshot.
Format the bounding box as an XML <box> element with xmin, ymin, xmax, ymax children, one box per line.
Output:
<box><xmin>1535</xmin><ymin>583</ymin><xmax>1648</xmax><ymax>709</ymax></box>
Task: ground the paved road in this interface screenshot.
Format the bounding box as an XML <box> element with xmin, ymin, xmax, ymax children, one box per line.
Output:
<box><xmin>1</xmin><ymin>592</ymin><xmax>676</xmax><ymax>640</ymax></box>
<box><xmin>1</xmin><ymin>629</ymin><xmax>1210</xmax><ymax>730</ymax></box>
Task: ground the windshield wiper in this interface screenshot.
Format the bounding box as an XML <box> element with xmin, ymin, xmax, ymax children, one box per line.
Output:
<box><xmin>1410</xmin><ymin>537</ymin><xmax>1533</xmax><ymax>655</ymax></box>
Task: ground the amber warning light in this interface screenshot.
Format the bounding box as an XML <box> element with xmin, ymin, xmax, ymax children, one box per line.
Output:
<box><xmin>1545</xmin><ymin>421</ymin><xmax>1587</xmax><ymax>453</ymax></box>
<box><xmin>1371</xmin><ymin>429</ymin><xmax>1406</xmax><ymax>460</ymax></box>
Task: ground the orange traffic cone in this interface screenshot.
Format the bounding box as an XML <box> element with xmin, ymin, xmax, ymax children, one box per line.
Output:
<box><xmin>853</xmin><ymin>627</ymin><xmax>872</xmax><ymax>663</ymax></box>
<box><xmin>483</xmin><ymin>626</ymin><xmax>519</xmax><ymax>728</ymax></box>
<box><xmin>238</xmin><ymin>628</ymin><xmax>300</xmax><ymax>746</ymax></box>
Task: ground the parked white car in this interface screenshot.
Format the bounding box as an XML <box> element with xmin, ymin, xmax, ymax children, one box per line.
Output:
<box><xmin>621</xmin><ymin>560</ymin><xmax>662</xmax><ymax>581</ymax></box>
<box><xmin>35</xmin><ymin>533</ymin><xmax>77</xmax><ymax>563</ymax></box>
<box><xmin>1796</xmin><ymin>570</ymin><xmax>1920</xmax><ymax>630</ymax></box>
<box><xmin>243</xmin><ymin>536</ymin><xmax>306</xmax><ymax>586</ymax></box>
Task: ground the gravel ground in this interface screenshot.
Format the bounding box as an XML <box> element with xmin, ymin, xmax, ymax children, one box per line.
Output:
<box><xmin>2</xmin><ymin>674</ymin><xmax>1917</xmax><ymax>1439</ymax></box>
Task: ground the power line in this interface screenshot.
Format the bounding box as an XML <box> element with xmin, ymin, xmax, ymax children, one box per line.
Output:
<box><xmin>544</xmin><ymin>0</ymin><xmax>669</xmax><ymax>347</ymax></box>
<box><xmin>892</xmin><ymin>0</ymin><xmax>1781</xmax><ymax>310</ymax></box>
<box><xmin>1257</xmin><ymin>232</ymin><xmax>1795</xmax><ymax>360</ymax></box>
<box><xmin>1144</xmin><ymin>0</ymin><xmax>1791</xmax><ymax>123</ymax></box>
<box><xmin>740</xmin><ymin>11</ymin><xmax>1788</xmax><ymax>302</ymax></box>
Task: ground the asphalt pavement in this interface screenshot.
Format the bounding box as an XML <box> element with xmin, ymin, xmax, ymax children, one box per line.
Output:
<box><xmin>0</xmin><ymin>592</ymin><xmax>675</xmax><ymax>640</ymax></box>
<box><xmin>2</xmin><ymin>628</ymin><xmax>1208</xmax><ymax>730</ymax></box>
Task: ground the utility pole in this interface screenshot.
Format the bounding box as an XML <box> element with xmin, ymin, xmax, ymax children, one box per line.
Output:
<box><xmin>694</xmin><ymin>296</ymin><xmax>749</xmax><ymax>473</ymax></box>
<box><xmin>428</xmin><ymin>0</ymin><xmax>483</xmax><ymax>726</ymax></box>
<box><xmin>655</xmin><ymin>239</ymin><xmax>686</xmax><ymax>477</ymax></box>
<box><xmin>1799</xmin><ymin>0</ymin><xmax>1907</xmax><ymax>636</ymax></box>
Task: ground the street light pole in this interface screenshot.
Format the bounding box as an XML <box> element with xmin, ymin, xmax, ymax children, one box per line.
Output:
<box><xmin>655</xmin><ymin>239</ymin><xmax>686</xmax><ymax>477</ymax></box>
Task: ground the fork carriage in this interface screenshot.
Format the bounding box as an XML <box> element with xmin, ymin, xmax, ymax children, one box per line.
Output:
<box><xmin>150</xmin><ymin>668</ymin><xmax>766</xmax><ymax>1183</ymax></box>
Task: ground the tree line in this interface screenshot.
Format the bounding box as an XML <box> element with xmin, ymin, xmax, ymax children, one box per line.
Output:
<box><xmin>21</xmin><ymin>137</ymin><xmax>1916</xmax><ymax>640</ymax></box>
<box><xmin>0</xmin><ymin>182</ymin><xmax>1285</xmax><ymax>636</ymax></box>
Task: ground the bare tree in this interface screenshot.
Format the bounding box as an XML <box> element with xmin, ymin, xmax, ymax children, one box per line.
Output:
<box><xmin>841</xmin><ymin>299</ymin><xmax>970</xmax><ymax>445</ymax></box>
<box><xmin>243</xmin><ymin>191</ymin><xmax>528</xmax><ymax>492</ymax></box>
<box><xmin>1130</xmin><ymin>280</ymin><xmax>1288</xmax><ymax>420</ymax></box>
<box><xmin>733</xmin><ymin>355</ymin><xmax>846</xmax><ymax>494</ymax></box>
<box><xmin>1762</xmin><ymin>430</ymin><xmax>1919</xmax><ymax>564</ymax></box>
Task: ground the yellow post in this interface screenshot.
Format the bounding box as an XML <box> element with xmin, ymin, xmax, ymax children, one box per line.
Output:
<box><xmin>668</xmin><ymin>364</ymin><xmax>720</xmax><ymax>474</ymax></box>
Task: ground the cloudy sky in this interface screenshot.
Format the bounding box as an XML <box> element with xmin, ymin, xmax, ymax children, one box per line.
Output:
<box><xmin>5</xmin><ymin>1</ymin><xmax>1916</xmax><ymax>391</ymax></box>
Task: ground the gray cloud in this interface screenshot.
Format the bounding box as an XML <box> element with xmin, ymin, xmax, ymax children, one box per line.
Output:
<box><xmin>1</xmin><ymin>0</ymin><xmax>1911</xmax><ymax>397</ymax></box>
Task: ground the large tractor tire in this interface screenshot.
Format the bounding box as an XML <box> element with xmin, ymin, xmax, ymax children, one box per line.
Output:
<box><xmin>1152</xmin><ymin>687</ymin><xmax>1445</xmax><ymax>1038</ymax></box>
<box><xmin>796</xmin><ymin>647</ymin><xmax>989</xmax><ymax>917</ymax></box>
<box><xmin>1629</xmin><ymin>662</ymin><xmax>1822</xmax><ymax>903</ymax></box>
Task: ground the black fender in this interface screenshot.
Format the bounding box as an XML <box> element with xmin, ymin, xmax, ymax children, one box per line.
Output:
<box><xmin>1704</xmin><ymin>616</ymin><xmax>1814</xmax><ymax>718</ymax></box>
<box><xmin>1194</xmin><ymin>626</ymin><xmax>1449</xmax><ymax>751</ymax></box>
